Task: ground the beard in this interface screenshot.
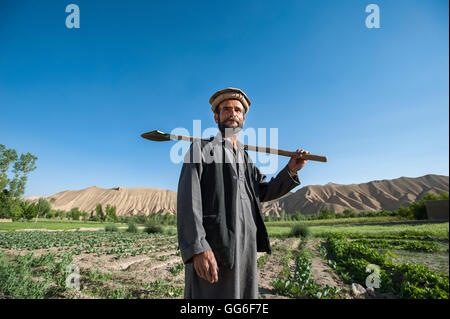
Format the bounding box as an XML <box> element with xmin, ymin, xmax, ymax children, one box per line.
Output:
<box><xmin>218</xmin><ymin>117</ymin><xmax>243</xmax><ymax>137</ymax></box>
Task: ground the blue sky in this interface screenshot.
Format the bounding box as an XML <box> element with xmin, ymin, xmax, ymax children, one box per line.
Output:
<box><xmin>0</xmin><ymin>0</ymin><xmax>448</xmax><ymax>198</ymax></box>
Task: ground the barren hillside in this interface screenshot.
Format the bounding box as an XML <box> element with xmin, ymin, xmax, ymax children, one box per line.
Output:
<box><xmin>262</xmin><ymin>174</ymin><xmax>449</xmax><ymax>216</ymax></box>
<box><xmin>29</xmin><ymin>174</ymin><xmax>448</xmax><ymax>216</ymax></box>
<box><xmin>43</xmin><ymin>186</ymin><xmax>177</xmax><ymax>216</ymax></box>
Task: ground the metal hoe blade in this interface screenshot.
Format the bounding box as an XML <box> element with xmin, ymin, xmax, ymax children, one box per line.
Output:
<box><xmin>141</xmin><ymin>130</ymin><xmax>172</xmax><ymax>142</ymax></box>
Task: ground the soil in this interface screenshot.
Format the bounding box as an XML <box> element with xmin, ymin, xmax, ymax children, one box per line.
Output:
<box><xmin>258</xmin><ymin>238</ymin><xmax>301</xmax><ymax>299</ymax></box>
<box><xmin>305</xmin><ymin>239</ymin><xmax>352</xmax><ymax>298</ymax></box>
<box><xmin>1</xmin><ymin>236</ymin><xmax>408</xmax><ymax>299</ymax></box>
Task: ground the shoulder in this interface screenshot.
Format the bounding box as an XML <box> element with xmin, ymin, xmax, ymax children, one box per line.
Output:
<box><xmin>183</xmin><ymin>137</ymin><xmax>215</xmax><ymax>164</ymax></box>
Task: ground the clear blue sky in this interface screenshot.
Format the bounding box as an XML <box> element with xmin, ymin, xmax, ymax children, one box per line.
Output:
<box><xmin>0</xmin><ymin>0</ymin><xmax>448</xmax><ymax>198</ymax></box>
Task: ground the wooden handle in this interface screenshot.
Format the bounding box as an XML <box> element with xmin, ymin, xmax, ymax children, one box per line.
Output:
<box><xmin>141</xmin><ymin>131</ymin><xmax>327</xmax><ymax>163</ymax></box>
<box><xmin>170</xmin><ymin>135</ymin><xmax>328</xmax><ymax>162</ymax></box>
<box><xmin>245</xmin><ymin>145</ymin><xmax>327</xmax><ymax>162</ymax></box>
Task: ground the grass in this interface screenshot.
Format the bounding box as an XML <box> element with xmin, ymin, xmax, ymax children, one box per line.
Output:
<box><xmin>267</xmin><ymin>222</ymin><xmax>449</xmax><ymax>239</ymax></box>
<box><xmin>79</xmin><ymin>270</ymin><xmax>183</xmax><ymax>299</ymax></box>
<box><xmin>0</xmin><ymin>219</ymin><xmax>179</xmax><ymax>235</ymax></box>
<box><xmin>0</xmin><ymin>251</ymin><xmax>74</xmax><ymax>298</ymax></box>
<box><xmin>381</xmin><ymin>248</ymin><xmax>449</xmax><ymax>275</ymax></box>
<box><xmin>0</xmin><ymin>220</ymin><xmax>124</xmax><ymax>232</ymax></box>
<box><xmin>265</xmin><ymin>216</ymin><xmax>406</xmax><ymax>227</ymax></box>
<box><xmin>311</xmin><ymin>222</ymin><xmax>449</xmax><ymax>239</ymax></box>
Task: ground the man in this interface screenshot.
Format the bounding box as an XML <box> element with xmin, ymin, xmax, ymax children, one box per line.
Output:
<box><xmin>177</xmin><ymin>87</ymin><xmax>310</xmax><ymax>299</ymax></box>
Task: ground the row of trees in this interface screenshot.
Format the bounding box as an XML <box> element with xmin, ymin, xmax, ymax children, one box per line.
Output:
<box><xmin>262</xmin><ymin>208</ymin><xmax>393</xmax><ymax>222</ymax></box>
<box><xmin>59</xmin><ymin>203</ymin><xmax>118</xmax><ymax>222</ymax></box>
<box><xmin>0</xmin><ymin>196</ymin><xmax>120</xmax><ymax>222</ymax></box>
<box><xmin>119</xmin><ymin>213</ymin><xmax>176</xmax><ymax>226</ymax></box>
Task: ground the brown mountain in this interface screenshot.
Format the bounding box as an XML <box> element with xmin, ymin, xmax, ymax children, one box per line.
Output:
<box><xmin>32</xmin><ymin>174</ymin><xmax>448</xmax><ymax>216</ymax></box>
<box><xmin>262</xmin><ymin>174</ymin><xmax>449</xmax><ymax>216</ymax></box>
<box><xmin>43</xmin><ymin>186</ymin><xmax>177</xmax><ymax>216</ymax></box>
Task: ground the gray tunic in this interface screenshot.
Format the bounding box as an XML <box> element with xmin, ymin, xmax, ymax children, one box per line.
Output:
<box><xmin>178</xmin><ymin>134</ymin><xmax>300</xmax><ymax>299</ymax></box>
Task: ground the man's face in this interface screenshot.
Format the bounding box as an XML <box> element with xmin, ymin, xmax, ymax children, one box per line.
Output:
<box><xmin>214</xmin><ymin>99</ymin><xmax>246</xmax><ymax>137</ymax></box>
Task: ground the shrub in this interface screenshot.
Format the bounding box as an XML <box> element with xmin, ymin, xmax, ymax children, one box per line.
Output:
<box><xmin>144</xmin><ymin>222</ymin><xmax>163</xmax><ymax>234</ymax></box>
<box><xmin>126</xmin><ymin>222</ymin><xmax>138</xmax><ymax>233</ymax></box>
<box><xmin>290</xmin><ymin>224</ymin><xmax>311</xmax><ymax>238</ymax></box>
<box><xmin>343</xmin><ymin>209</ymin><xmax>357</xmax><ymax>218</ymax></box>
<box><xmin>105</xmin><ymin>224</ymin><xmax>118</xmax><ymax>232</ymax></box>
<box><xmin>135</xmin><ymin>215</ymin><xmax>147</xmax><ymax>224</ymax></box>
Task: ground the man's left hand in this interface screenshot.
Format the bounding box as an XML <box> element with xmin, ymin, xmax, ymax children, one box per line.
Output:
<box><xmin>287</xmin><ymin>149</ymin><xmax>310</xmax><ymax>174</ymax></box>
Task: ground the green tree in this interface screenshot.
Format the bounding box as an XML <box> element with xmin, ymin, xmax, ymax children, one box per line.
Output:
<box><xmin>81</xmin><ymin>211</ymin><xmax>89</xmax><ymax>221</ymax></box>
<box><xmin>10</xmin><ymin>201</ymin><xmax>23</xmax><ymax>221</ymax></box>
<box><xmin>70</xmin><ymin>207</ymin><xmax>81</xmax><ymax>221</ymax></box>
<box><xmin>0</xmin><ymin>190</ymin><xmax>12</xmax><ymax>218</ymax></box>
<box><xmin>35</xmin><ymin>198</ymin><xmax>52</xmax><ymax>221</ymax></box>
<box><xmin>318</xmin><ymin>209</ymin><xmax>335</xmax><ymax>219</ymax></box>
<box><xmin>105</xmin><ymin>204</ymin><xmax>117</xmax><ymax>222</ymax></box>
<box><xmin>0</xmin><ymin>144</ymin><xmax>17</xmax><ymax>191</ymax></box>
<box><xmin>95</xmin><ymin>204</ymin><xmax>105</xmax><ymax>221</ymax></box>
<box><xmin>0</xmin><ymin>144</ymin><xmax>37</xmax><ymax>198</ymax></box>
<box><xmin>20</xmin><ymin>200</ymin><xmax>37</xmax><ymax>221</ymax></box>
<box><xmin>89</xmin><ymin>210</ymin><xmax>98</xmax><ymax>221</ymax></box>
<box><xmin>343</xmin><ymin>209</ymin><xmax>357</xmax><ymax>218</ymax></box>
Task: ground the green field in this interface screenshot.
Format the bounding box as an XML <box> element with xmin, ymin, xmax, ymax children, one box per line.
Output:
<box><xmin>266</xmin><ymin>221</ymin><xmax>449</xmax><ymax>239</ymax></box>
<box><xmin>0</xmin><ymin>220</ymin><xmax>126</xmax><ymax>232</ymax></box>
<box><xmin>265</xmin><ymin>216</ymin><xmax>405</xmax><ymax>227</ymax></box>
<box><xmin>0</xmin><ymin>218</ymin><xmax>448</xmax><ymax>299</ymax></box>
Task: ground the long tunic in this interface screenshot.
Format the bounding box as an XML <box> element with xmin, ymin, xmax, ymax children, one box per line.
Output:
<box><xmin>178</xmin><ymin>133</ymin><xmax>300</xmax><ymax>299</ymax></box>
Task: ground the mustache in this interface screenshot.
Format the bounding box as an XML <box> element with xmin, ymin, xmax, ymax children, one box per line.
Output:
<box><xmin>223</xmin><ymin>117</ymin><xmax>239</xmax><ymax>123</ymax></box>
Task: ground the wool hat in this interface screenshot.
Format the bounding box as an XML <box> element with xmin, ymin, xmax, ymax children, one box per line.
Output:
<box><xmin>209</xmin><ymin>87</ymin><xmax>251</xmax><ymax>114</ymax></box>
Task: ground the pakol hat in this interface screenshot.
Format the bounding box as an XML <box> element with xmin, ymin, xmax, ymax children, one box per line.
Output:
<box><xmin>209</xmin><ymin>87</ymin><xmax>251</xmax><ymax>114</ymax></box>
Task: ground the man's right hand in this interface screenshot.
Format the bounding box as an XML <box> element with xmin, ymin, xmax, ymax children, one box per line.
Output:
<box><xmin>193</xmin><ymin>250</ymin><xmax>219</xmax><ymax>283</ymax></box>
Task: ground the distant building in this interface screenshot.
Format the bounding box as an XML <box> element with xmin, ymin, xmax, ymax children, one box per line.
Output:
<box><xmin>426</xmin><ymin>200</ymin><xmax>449</xmax><ymax>221</ymax></box>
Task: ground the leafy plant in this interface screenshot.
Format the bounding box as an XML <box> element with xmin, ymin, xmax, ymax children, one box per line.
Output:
<box><xmin>169</xmin><ymin>263</ymin><xmax>185</xmax><ymax>275</ymax></box>
<box><xmin>325</xmin><ymin>235</ymin><xmax>449</xmax><ymax>299</ymax></box>
<box><xmin>272</xmin><ymin>248</ymin><xmax>341</xmax><ymax>299</ymax></box>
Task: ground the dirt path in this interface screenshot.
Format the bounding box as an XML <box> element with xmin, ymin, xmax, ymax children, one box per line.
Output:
<box><xmin>257</xmin><ymin>237</ymin><xmax>353</xmax><ymax>299</ymax></box>
<box><xmin>305</xmin><ymin>239</ymin><xmax>352</xmax><ymax>298</ymax></box>
<box><xmin>257</xmin><ymin>238</ymin><xmax>301</xmax><ymax>299</ymax></box>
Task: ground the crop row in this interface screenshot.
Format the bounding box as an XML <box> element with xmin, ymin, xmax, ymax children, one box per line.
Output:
<box><xmin>350</xmin><ymin>238</ymin><xmax>442</xmax><ymax>252</ymax></box>
<box><xmin>272</xmin><ymin>241</ymin><xmax>341</xmax><ymax>299</ymax></box>
<box><xmin>325</xmin><ymin>235</ymin><xmax>449</xmax><ymax>299</ymax></box>
<box><xmin>0</xmin><ymin>231</ymin><xmax>178</xmax><ymax>256</ymax></box>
